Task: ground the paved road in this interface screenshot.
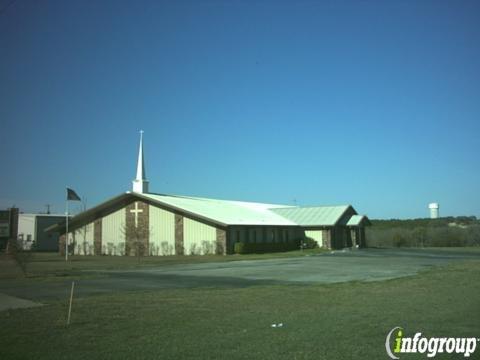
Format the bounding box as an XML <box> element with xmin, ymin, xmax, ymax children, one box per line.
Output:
<box><xmin>0</xmin><ymin>248</ymin><xmax>478</xmax><ymax>302</ymax></box>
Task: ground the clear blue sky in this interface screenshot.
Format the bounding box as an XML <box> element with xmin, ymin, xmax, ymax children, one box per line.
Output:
<box><xmin>1</xmin><ymin>0</ymin><xmax>479</xmax><ymax>219</ymax></box>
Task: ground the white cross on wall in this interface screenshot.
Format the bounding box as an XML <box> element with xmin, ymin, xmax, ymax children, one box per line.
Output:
<box><xmin>130</xmin><ymin>202</ymin><xmax>143</xmax><ymax>228</ymax></box>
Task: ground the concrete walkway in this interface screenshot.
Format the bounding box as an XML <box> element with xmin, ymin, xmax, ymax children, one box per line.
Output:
<box><xmin>0</xmin><ymin>292</ymin><xmax>42</xmax><ymax>311</ymax></box>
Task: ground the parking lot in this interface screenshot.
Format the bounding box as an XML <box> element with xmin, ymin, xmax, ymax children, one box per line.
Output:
<box><xmin>1</xmin><ymin>248</ymin><xmax>478</xmax><ymax>304</ymax></box>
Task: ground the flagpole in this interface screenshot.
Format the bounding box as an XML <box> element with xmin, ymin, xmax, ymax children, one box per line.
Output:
<box><xmin>65</xmin><ymin>189</ymin><xmax>69</xmax><ymax>261</ymax></box>
<box><xmin>65</xmin><ymin>187</ymin><xmax>81</xmax><ymax>261</ymax></box>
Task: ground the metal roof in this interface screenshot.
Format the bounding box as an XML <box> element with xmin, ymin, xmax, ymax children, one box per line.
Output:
<box><xmin>46</xmin><ymin>192</ymin><xmax>366</xmax><ymax>232</ymax></box>
<box><xmin>19</xmin><ymin>213</ymin><xmax>65</xmax><ymax>218</ymax></box>
<box><xmin>270</xmin><ymin>205</ymin><xmax>353</xmax><ymax>226</ymax></box>
<box><xmin>139</xmin><ymin>193</ymin><xmax>297</xmax><ymax>226</ymax></box>
<box><xmin>346</xmin><ymin>215</ymin><xmax>371</xmax><ymax>226</ymax></box>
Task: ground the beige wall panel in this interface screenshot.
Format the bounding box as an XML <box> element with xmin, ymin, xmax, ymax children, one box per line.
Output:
<box><xmin>305</xmin><ymin>230</ymin><xmax>323</xmax><ymax>247</ymax></box>
<box><xmin>183</xmin><ymin>217</ymin><xmax>217</xmax><ymax>255</ymax></box>
<box><xmin>74</xmin><ymin>222</ymin><xmax>95</xmax><ymax>255</ymax></box>
<box><xmin>149</xmin><ymin>206</ymin><xmax>175</xmax><ymax>256</ymax></box>
<box><xmin>66</xmin><ymin>231</ymin><xmax>75</xmax><ymax>254</ymax></box>
<box><xmin>102</xmin><ymin>208</ymin><xmax>126</xmax><ymax>256</ymax></box>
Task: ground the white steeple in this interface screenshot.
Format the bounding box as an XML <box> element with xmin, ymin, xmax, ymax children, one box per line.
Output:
<box><xmin>132</xmin><ymin>130</ymin><xmax>149</xmax><ymax>193</ymax></box>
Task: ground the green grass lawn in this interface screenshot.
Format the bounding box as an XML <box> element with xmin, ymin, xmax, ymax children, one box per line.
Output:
<box><xmin>1</xmin><ymin>257</ymin><xmax>479</xmax><ymax>359</ymax></box>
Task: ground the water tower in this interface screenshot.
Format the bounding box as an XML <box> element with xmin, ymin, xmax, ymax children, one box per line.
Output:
<box><xmin>428</xmin><ymin>203</ymin><xmax>439</xmax><ymax>219</ymax></box>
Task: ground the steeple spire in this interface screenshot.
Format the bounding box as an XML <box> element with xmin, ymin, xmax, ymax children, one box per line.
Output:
<box><xmin>132</xmin><ymin>130</ymin><xmax>149</xmax><ymax>193</ymax></box>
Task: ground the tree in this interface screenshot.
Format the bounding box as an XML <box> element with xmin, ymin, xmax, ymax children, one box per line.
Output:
<box><xmin>75</xmin><ymin>200</ymin><xmax>91</xmax><ymax>255</ymax></box>
<box><xmin>8</xmin><ymin>238</ymin><xmax>33</xmax><ymax>276</ymax></box>
<box><xmin>120</xmin><ymin>221</ymin><xmax>151</xmax><ymax>262</ymax></box>
<box><xmin>412</xmin><ymin>227</ymin><xmax>427</xmax><ymax>248</ymax></box>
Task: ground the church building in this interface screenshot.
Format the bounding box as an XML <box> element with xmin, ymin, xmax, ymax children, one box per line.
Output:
<box><xmin>52</xmin><ymin>133</ymin><xmax>370</xmax><ymax>256</ymax></box>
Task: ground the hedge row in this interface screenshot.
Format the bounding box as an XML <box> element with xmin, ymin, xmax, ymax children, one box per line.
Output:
<box><xmin>366</xmin><ymin>225</ymin><xmax>480</xmax><ymax>248</ymax></box>
<box><xmin>234</xmin><ymin>240</ymin><xmax>301</xmax><ymax>254</ymax></box>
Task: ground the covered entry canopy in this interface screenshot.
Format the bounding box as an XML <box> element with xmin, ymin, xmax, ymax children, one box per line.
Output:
<box><xmin>271</xmin><ymin>205</ymin><xmax>370</xmax><ymax>228</ymax></box>
<box><xmin>347</xmin><ymin>215</ymin><xmax>372</xmax><ymax>227</ymax></box>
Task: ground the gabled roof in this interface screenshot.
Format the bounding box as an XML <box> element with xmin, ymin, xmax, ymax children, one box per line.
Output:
<box><xmin>47</xmin><ymin>192</ymin><xmax>297</xmax><ymax>232</ymax></box>
<box><xmin>46</xmin><ymin>192</ymin><xmax>366</xmax><ymax>232</ymax></box>
<box><xmin>270</xmin><ymin>205</ymin><xmax>354</xmax><ymax>226</ymax></box>
<box><xmin>137</xmin><ymin>193</ymin><xmax>297</xmax><ymax>226</ymax></box>
<box><xmin>346</xmin><ymin>215</ymin><xmax>371</xmax><ymax>226</ymax></box>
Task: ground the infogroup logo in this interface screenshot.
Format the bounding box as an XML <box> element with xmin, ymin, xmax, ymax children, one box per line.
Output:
<box><xmin>385</xmin><ymin>327</ymin><xmax>478</xmax><ymax>359</ymax></box>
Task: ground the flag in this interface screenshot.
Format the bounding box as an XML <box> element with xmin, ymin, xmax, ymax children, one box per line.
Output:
<box><xmin>66</xmin><ymin>188</ymin><xmax>81</xmax><ymax>201</ymax></box>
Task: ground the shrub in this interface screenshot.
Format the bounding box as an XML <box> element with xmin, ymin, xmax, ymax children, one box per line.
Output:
<box><xmin>216</xmin><ymin>241</ymin><xmax>225</xmax><ymax>255</ymax></box>
<box><xmin>393</xmin><ymin>233</ymin><xmax>407</xmax><ymax>247</ymax></box>
<box><xmin>367</xmin><ymin>224</ymin><xmax>480</xmax><ymax>248</ymax></box>
<box><xmin>201</xmin><ymin>240</ymin><xmax>215</xmax><ymax>255</ymax></box>
<box><xmin>302</xmin><ymin>237</ymin><xmax>319</xmax><ymax>249</ymax></box>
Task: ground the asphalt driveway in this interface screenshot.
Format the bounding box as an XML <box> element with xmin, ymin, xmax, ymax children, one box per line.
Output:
<box><xmin>1</xmin><ymin>248</ymin><xmax>478</xmax><ymax>302</ymax></box>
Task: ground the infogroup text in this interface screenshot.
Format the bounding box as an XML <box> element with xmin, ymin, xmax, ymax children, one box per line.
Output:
<box><xmin>385</xmin><ymin>327</ymin><xmax>478</xmax><ymax>359</ymax></box>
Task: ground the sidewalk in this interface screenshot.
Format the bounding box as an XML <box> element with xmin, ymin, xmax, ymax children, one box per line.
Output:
<box><xmin>0</xmin><ymin>292</ymin><xmax>42</xmax><ymax>312</ymax></box>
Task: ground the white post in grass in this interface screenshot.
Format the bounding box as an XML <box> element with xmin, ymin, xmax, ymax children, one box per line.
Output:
<box><xmin>67</xmin><ymin>281</ymin><xmax>75</xmax><ymax>326</ymax></box>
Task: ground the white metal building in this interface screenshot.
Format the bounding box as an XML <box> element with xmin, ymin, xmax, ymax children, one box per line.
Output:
<box><xmin>18</xmin><ymin>213</ymin><xmax>65</xmax><ymax>251</ymax></box>
<box><xmin>49</xmin><ymin>133</ymin><xmax>370</xmax><ymax>256</ymax></box>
